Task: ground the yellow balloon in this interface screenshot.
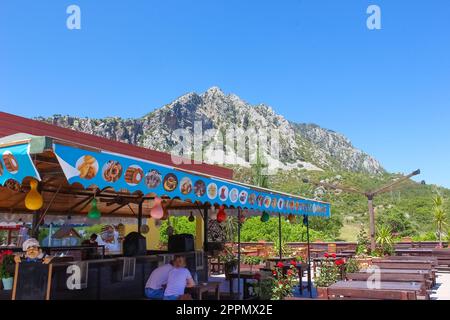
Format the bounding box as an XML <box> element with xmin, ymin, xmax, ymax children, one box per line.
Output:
<box><xmin>25</xmin><ymin>180</ymin><xmax>44</xmax><ymax>211</ymax></box>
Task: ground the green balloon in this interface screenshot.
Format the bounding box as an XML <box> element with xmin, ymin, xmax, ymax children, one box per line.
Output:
<box><xmin>260</xmin><ymin>211</ymin><xmax>270</xmax><ymax>223</ymax></box>
<box><xmin>88</xmin><ymin>198</ymin><xmax>101</xmax><ymax>220</ymax></box>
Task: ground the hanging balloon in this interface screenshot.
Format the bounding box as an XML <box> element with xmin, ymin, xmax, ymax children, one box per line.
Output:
<box><xmin>25</xmin><ymin>179</ymin><xmax>44</xmax><ymax>211</ymax></box>
<box><xmin>87</xmin><ymin>198</ymin><xmax>101</xmax><ymax>220</ymax></box>
<box><xmin>209</xmin><ymin>206</ymin><xmax>217</xmax><ymax>220</ymax></box>
<box><xmin>239</xmin><ymin>211</ymin><xmax>246</xmax><ymax>224</ymax></box>
<box><xmin>216</xmin><ymin>206</ymin><xmax>227</xmax><ymax>223</ymax></box>
<box><xmin>288</xmin><ymin>214</ymin><xmax>296</xmax><ymax>224</ymax></box>
<box><xmin>150</xmin><ymin>197</ymin><xmax>164</xmax><ymax>220</ymax></box>
<box><xmin>140</xmin><ymin>224</ymin><xmax>150</xmax><ymax>234</ymax></box>
<box><xmin>260</xmin><ymin>211</ymin><xmax>270</xmax><ymax>223</ymax></box>
<box><xmin>167</xmin><ymin>225</ymin><xmax>174</xmax><ymax>236</ymax></box>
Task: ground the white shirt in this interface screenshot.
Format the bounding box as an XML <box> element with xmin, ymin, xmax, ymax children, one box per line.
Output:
<box><xmin>164</xmin><ymin>267</ymin><xmax>193</xmax><ymax>297</ymax></box>
<box><xmin>146</xmin><ymin>264</ymin><xmax>174</xmax><ymax>290</ymax></box>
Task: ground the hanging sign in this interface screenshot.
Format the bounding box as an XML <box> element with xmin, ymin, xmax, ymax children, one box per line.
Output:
<box><xmin>53</xmin><ymin>143</ymin><xmax>330</xmax><ymax>217</ymax></box>
<box><xmin>0</xmin><ymin>143</ymin><xmax>41</xmax><ymax>188</ymax></box>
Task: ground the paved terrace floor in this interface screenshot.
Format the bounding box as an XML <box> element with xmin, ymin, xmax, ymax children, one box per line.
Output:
<box><xmin>211</xmin><ymin>271</ymin><xmax>450</xmax><ymax>300</ymax></box>
<box><xmin>431</xmin><ymin>273</ymin><xmax>450</xmax><ymax>300</ymax></box>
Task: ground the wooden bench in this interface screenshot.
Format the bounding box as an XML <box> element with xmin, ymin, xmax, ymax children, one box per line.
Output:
<box><xmin>388</xmin><ymin>255</ymin><xmax>438</xmax><ymax>266</ymax></box>
<box><xmin>432</xmin><ymin>249</ymin><xmax>450</xmax><ymax>267</ymax></box>
<box><xmin>326</xmin><ymin>288</ymin><xmax>417</xmax><ymax>300</ymax></box>
<box><xmin>372</xmin><ymin>261</ymin><xmax>433</xmax><ymax>270</ymax></box>
<box><xmin>346</xmin><ymin>272</ymin><xmax>430</xmax><ymax>294</ymax></box>
<box><xmin>370</xmin><ymin>261</ymin><xmax>436</xmax><ymax>287</ymax></box>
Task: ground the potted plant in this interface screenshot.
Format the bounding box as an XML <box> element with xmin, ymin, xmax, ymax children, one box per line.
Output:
<box><xmin>271</xmin><ymin>261</ymin><xmax>297</xmax><ymax>300</ymax></box>
<box><xmin>375</xmin><ymin>225</ymin><xmax>394</xmax><ymax>256</ymax></box>
<box><xmin>0</xmin><ymin>250</ymin><xmax>15</xmax><ymax>291</ymax></box>
<box><xmin>315</xmin><ymin>254</ymin><xmax>341</xmax><ymax>299</ymax></box>
<box><xmin>344</xmin><ymin>258</ymin><xmax>360</xmax><ymax>279</ymax></box>
<box><xmin>219</xmin><ymin>247</ymin><xmax>238</xmax><ymax>277</ymax></box>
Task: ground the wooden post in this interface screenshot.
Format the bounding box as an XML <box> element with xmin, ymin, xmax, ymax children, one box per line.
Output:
<box><xmin>368</xmin><ymin>195</ymin><xmax>376</xmax><ymax>252</ymax></box>
<box><xmin>203</xmin><ymin>207</ymin><xmax>209</xmax><ymax>281</ymax></box>
<box><xmin>305</xmin><ymin>215</ymin><xmax>313</xmax><ymax>298</ymax></box>
<box><xmin>137</xmin><ymin>201</ymin><xmax>143</xmax><ymax>235</ymax></box>
<box><xmin>278</xmin><ymin>213</ymin><xmax>282</xmax><ymax>260</ymax></box>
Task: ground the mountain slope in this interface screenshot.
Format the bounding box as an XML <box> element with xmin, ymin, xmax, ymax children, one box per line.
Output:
<box><xmin>38</xmin><ymin>87</ymin><xmax>384</xmax><ymax>175</ymax></box>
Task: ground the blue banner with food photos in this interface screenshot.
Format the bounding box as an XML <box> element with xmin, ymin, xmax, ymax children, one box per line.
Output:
<box><xmin>53</xmin><ymin>143</ymin><xmax>330</xmax><ymax>217</ymax></box>
<box><xmin>0</xmin><ymin>143</ymin><xmax>41</xmax><ymax>189</ymax></box>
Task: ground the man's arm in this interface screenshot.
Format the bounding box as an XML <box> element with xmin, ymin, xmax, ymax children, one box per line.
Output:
<box><xmin>186</xmin><ymin>271</ymin><xmax>195</xmax><ymax>288</ymax></box>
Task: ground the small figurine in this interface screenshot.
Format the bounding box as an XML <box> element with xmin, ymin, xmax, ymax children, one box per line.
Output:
<box><xmin>14</xmin><ymin>238</ymin><xmax>53</xmax><ymax>264</ymax></box>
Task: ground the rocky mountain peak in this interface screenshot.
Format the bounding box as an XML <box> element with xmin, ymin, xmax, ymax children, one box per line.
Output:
<box><xmin>36</xmin><ymin>87</ymin><xmax>384</xmax><ymax>175</ymax></box>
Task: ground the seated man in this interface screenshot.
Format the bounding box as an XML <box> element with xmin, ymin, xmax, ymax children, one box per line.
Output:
<box><xmin>163</xmin><ymin>256</ymin><xmax>195</xmax><ymax>300</ymax></box>
<box><xmin>144</xmin><ymin>261</ymin><xmax>174</xmax><ymax>299</ymax></box>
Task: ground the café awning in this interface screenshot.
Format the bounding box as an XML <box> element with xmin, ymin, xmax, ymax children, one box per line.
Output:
<box><xmin>0</xmin><ymin>133</ymin><xmax>330</xmax><ymax>217</ymax></box>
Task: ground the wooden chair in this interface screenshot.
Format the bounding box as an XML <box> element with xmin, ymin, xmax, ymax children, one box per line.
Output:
<box><xmin>327</xmin><ymin>243</ymin><xmax>337</xmax><ymax>254</ymax></box>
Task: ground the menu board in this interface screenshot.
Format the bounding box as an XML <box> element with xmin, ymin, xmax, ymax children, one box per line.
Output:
<box><xmin>12</xmin><ymin>262</ymin><xmax>53</xmax><ymax>300</ymax></box>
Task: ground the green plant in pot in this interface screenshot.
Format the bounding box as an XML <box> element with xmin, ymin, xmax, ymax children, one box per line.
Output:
<box><xmin>219</xmin><ymin>247</ymin><xmax>238</xmax><ymax>276</ymax></box>
<box><xmin>244</xmin><ymin>256</ymin><xmax>263</xmax><ymax>272</ymax></box>
<box><xmin>0</xmin><ymin>250</ymin><xmax>15</xmax><ymax>291</ymax></box>
<box><xmin>375</xmin><ymin>225</ymin><xmax>394</xmax><ymax>256</ymax></box>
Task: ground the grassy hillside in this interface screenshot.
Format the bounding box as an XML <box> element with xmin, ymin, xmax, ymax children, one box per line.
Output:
<box><xmin>232</xmin><ymin>167</ymin><xmax>450</xmax><ymax>241</ymax></box>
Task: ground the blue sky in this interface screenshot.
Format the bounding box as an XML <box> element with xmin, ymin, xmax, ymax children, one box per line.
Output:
<box><xmin>1</xmin><ymin>0</ymin><xmax>449</xmax><ymax>188</ymax></box>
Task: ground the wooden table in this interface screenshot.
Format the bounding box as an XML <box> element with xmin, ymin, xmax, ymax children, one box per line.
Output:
<box><xmin>395</xmin><ymin>249</ymin><xmax>433</xmax><ymax>256</ymax></box>
<box><xmin>330</xmin><ymin>280</ymin><xmax>423</xmax><ymax>294</ymax></box>
<box><xmin>360</xmin><ymin>268</ymin><xmax>435</xmax><ymax>286</ymax></box>
<box><xmin>227</xmin><ymin>271</ymin><xmax>260</xmax><ymax>300</ymax></box>
<box><xmin>192</xmin><ymin>282</ymin><xmax>221</xmax><ymax>300</ymax></box>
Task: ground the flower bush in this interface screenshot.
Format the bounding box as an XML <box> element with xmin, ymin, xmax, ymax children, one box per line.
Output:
<box><xmin>270</xmin><ymin>260</ymin><xmax>297</xmax><ymax>300</ymax></box>
<box><xmin>315</xmin><ymin>254</ymin><xmax>342</xmax><ymax>288</ymax></box>
<box><xmin>0</xmin><ymin>250</ymin><xmax>15</xmax><ymax>279</ymax></box>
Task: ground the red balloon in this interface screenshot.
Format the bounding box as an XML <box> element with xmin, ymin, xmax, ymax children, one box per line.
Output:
<box><xmin>217</xmin><ymin>206</ymin><xmax>227</xmax><ymax>223</ymax></box>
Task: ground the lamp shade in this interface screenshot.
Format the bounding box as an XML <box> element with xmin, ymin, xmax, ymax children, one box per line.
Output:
<box><xmin>260</xmin><ymin>211</ymin><xmax>270</xmax><ymax>223</ymax></box>
<box><xmin>87</xmin><ymin>198</ymin><xmax>101</xmax><ymax>220</ymax></box>
<box><xmin>151</xmin><ymin>197</ymin><xmax>164</xmax><ymax>220</ymax></box>
<box><xmin>216</xmin><ymin>205</ymin><xmax>227</xmax><ymax>223</ymax></box>
<box><xmin>25</xmin><ymin>179</ymin><xmax>44</xmax><ymax>211</ymax></box>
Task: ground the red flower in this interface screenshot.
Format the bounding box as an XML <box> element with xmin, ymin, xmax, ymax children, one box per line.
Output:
<box><xmin>272</xmin><ymin>270</ymin><xmax>277</xmax><ymax>276</ymax></box>
<box><xmin>324</xmin><ymin>253</ymin><xmax>329</xmax><ymax>258</ymax></box>
<box><xmin>287</xmin><ymin>270</ymin><xmax>293</xmax><ymax>276</ymax></box>
<box><xmin>276</xmin><ymin>262</ymin><xmax>284</xmax><ymax>268</ymax></box>
<box><xmin>331</xmin><ymin>253</ymin><xmax>336</xmax><ymax>259</ymax></box>
<box><xmin>335</xmin><ymin>259</ymin><xmax>344</xmax><ymax>266</ymax></box>
<box><xmin>290</xmin><ymin>260</ymin><xmax>297</xmax><ymax>266</ymax></box>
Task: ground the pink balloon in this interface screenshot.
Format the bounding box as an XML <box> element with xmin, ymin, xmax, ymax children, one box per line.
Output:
<box><xmin>151</xmin><ymin>197</ymin><xmax>164</xmax><ymax>220</ymax></box>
